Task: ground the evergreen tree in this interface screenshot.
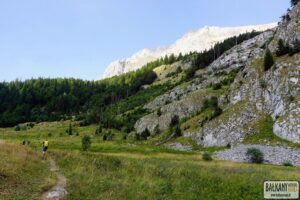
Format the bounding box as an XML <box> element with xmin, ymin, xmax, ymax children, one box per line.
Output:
<box><xmin>289</xmin><ymin>39</ymin><xmax>300</xmax><ymax>56</ymax></box>
<box><xmin>82</xmin><ymin>135</ymin><xmax>91</xmax><ymax>151</ymax></box>
<box><xmin>66</xmin><ymin>124</ymin><xmax>73</xmax><ymax>135</ymax></box>
<box><xmin>170</xmin><ymin>115</ymin><xmax>179</xmax><ymax>127</ymax></box>
<box><xmin>177</xmin><ymin>53</ymin><xmax>183</xmax><ymax>60</ymax></box>
<box><xmin>157</xmin><ymin>108</ymin><xmax>162</xmax><ymax>116</ymax></box>
<box><xmin>174</xmin><ymin>125</ymin><xmax>182</xmax><ymax>137</ymax></box>
<box><xmin>276</xmin><ymin>39</ymin><xmax>289</xmax><ymax>56</ymax></box>
<box><xmin>291</xmin><ymin>0</ymin><xmax>299</xmax><ymax>6</ymax></box>
<box><xmin>264</xmin><ymin>48</ymin><xmax>275</xmax><ymax>71</ymax></box>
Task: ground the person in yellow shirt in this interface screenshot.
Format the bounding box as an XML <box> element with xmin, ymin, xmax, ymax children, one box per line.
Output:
<box><xmin>42</xmin><ymin>139</ymin><xmax>49</xmax><ymax>158</ymax></box>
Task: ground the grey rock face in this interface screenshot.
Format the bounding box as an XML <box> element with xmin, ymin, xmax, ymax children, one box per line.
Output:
<box><xmin>208</xmin><ymin>30</ymin><xmax>275</xmax><ymax>72</ymax></box>
<box><xmin>184</xmin><ymin>102</ymin><xmax>260</xmax><ymax>147</ymax></box>
<box><xmin>135</xmin><ymin>89</ymin><xmax>209</xmax><ymax>134</ymax></box>
<box><xmin>216</xmin><ymin>144</ymin><xmax>300</xmax><ymax>166</ymax></box>
<box><xmin>273</xmin><ymin>103</ymin><xmax>300</xmax><ymax>143</ymax></box>
<box><xmin>270</xmin><ymin>3</ymin><xmax>300</xmax><ymax>51</ymax></box>
<box><xmin>134</xmin><ymin>4</ymin><xmax>300</xmax><ymax>146</ymax></box>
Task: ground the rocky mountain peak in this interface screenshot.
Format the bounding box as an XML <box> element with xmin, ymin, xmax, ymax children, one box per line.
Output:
<box><xmin>100</xmin><ymin>23</ymin><xmax>277</xmax><ymax>79</ymax></box>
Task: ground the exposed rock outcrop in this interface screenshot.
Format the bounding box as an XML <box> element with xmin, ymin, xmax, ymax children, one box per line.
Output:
<box><xmin>135</xmin><ymin>4</ymin><xmax>300</xmax><ymax>147</ymax></box>
<box><xmin>100</xmin><ymin>23</ymin><xmax>277</xmax><ymax>79</ymax></box>
<box><xmin>216</xmin><ymin>144</ymin><xmax>300</xmax><ymax>166</ymax></box>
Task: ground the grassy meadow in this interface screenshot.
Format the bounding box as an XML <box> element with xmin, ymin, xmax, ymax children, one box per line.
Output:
<box><xmin>1</xmin><ymin>121</ymin><xmax>300</xmax><ymax>200</ymax></box>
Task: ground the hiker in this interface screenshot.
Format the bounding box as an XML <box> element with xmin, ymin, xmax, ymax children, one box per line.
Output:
<box><xmin>42</xmin><ymin>139</ymin><xmax>49</xmax><ymax>157</ymax></box>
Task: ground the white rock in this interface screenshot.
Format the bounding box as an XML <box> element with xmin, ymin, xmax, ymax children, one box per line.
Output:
<box><xmin>100</xmin><ymin>23</ymin><xmax>277</xmax><ymax>79</ymax></box>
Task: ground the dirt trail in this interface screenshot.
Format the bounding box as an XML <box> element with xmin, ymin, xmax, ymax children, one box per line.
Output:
<box><xmin>42</xmin><ymin>158</ymin><xmax>67</xmax><ymax>200</ymax></box>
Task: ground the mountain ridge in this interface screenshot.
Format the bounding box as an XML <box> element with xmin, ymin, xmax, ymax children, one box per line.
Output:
<box><xmin>100</xmin><ymin>22</ymin><xmax>277</xmax><ymax>79</ymax></box>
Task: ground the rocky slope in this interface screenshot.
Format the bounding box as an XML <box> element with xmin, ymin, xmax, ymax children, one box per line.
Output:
<box><xmin>101</xmin><ymin>23</ymin><xmax>277</xmax><ymax>79</ymax></box>
<box><xmin>134</xmin><ymin>4</ymin><xmax>300</xmax><ymax>148</ymax></box>
<box><xmin>216</xmin><ymin>144</ymin><xmax>300</xmax><ymax>166</ymax></box>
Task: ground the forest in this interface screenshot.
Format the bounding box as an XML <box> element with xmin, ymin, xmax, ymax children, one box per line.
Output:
<box><xmin>0</xmin><ymin>31</ymin><xmax>262</xmax><ymax>128</ymax></box>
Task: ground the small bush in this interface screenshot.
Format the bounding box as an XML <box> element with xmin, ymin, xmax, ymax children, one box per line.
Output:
<box><xmin>157</xmin><ymin>108</ymin><xmax>162</xmax><ymax>116</ymax></box>
<box><xmin>103</xmin><ymin>134</ymin><xmax>107</xmax><ymax>141</ymax></box>
<box><xmin>27</xmin><ymin>122</ymin><xmax>35</xmax><ymax>128</ymax></box>
<box><xmin>153</xmin><ymin>125</ymin><xmax>160</xmax><ymax>135</ymax></box>
<box><xmin>202</xmin><ymin>152</ymin><xmax>213</xmax><ymax>161</ymax></box>
<box><xmin>276</xmin><ymin>39</ymin><xmax>290</xmax><ymax>56</ymax></box>
<box><xmin>141</xmin><ymin>128</ymin><xmax>151</xmax><ymax>140</ymax></box>
<box><xmin>134</xmin><ymin>133</ymin><xmax>141</xmax><ymax>141</ymax></box>
<box><xmin>66</xmin><ymin>124</ymin><xmax>73</xmax><ymax>135</ymax></box>
<box><xmin>82</xmin><ymin>135</ymin><xmax>91</xmax><ymax>151</ymax></box>
<box><xmin>246</xmin><ymin>148</ymin><xmax>264</xmax><ymax>163</ymax></box>
<box><xmin>95</xmin><ymin>125</ymin><xmax>102</xmax><ymax>135</ymax></box>
<box><xmin>283</xmin><ymin>162</ymin><xmax>293</xmax><ymax>167</ymax></box>
<box><xmin>291</xmin><ymin>0</ymin><xmax>299</xmax><ymax>6</ymax></box>
<box><xmin>14</xmin><ymin>125</ymin><xmax>21</xmax><ymax>131</ymax></box>
<box><xmin>184</xmin><ymin>67</ymin><xmax>196</xmax><ymax>80</ymax></box>
<box><xmin>103</xmin><ymin>131</ymin><xmax>114</xmax><ymax>141</ymax></box>
<box><xmin>174</xmin><ymin>125</ymin><xmax>182</xmax><ymax>137</ymax></box>
<box><xmin>264</xmin><ymin>48</ymin><xmax>275</xmax><ymax>71</ymax></box>
<box><xmin>176</xmin><ymin>66</ymin><xmax>182</xmax><ymax>73</ymax></box>
<box><xmin>170</xmin><ymin>115</ymin><xmax>179</xmax><ymax>127</ymax></box>
<box><xmin>259</xmin><ymin>79</ymin><xmax>267</xmax><ymax>88</ymax></box>
<box><xmin>212</xmin><ymin>83</ymin><xmax>222</xmax><ymax>90</ymax></box>
<box><xmin>289</xmin><ymin>39</ymin><xmax>300</xmax><ymax>56</ymax></box>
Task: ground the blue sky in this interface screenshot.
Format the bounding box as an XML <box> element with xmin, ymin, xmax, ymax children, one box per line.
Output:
<box><xmin>0</xmin><ymin>0</ymin><xmax>290</xmax><ymax>82</ymax></box>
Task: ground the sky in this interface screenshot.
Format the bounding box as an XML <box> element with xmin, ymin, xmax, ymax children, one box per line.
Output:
<box><xmin>0</xmin><ymin>0</ymin><xmax>290</xmax><ymax>82</ymax></box>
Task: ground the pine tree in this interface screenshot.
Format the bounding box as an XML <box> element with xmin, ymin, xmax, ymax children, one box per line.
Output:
<box><xmin>276</xmin><ymin>39</ymin><xmax>289</xmax><ymax>56</ymax></box>
<box><xmin>291</xmin><ymin>0</ymin><xmax>299</xmax><ymax>6</ymax></box>
<box><xmin>264</xmin><ymin>48</ymin><xmax>275</xmax><ymax>71</ymax></box>
<box><xmin>289</xmin><ymin>39</ymin><xmax>300</xmax><ymax>56</ymax></box>
<box><xmin>82</xmin><ymin>135</ymin><xmax>91</xmax><ymax>151</ymax></box>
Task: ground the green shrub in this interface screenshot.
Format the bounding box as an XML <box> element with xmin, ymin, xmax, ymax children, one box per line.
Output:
<box><xmin>170</xmin><ymin>115</ymin><xmax>179</xmax><ymax>127</ymax></box>
<box><xmin>14</xmin><ymin>125</ymin><xmax>21</xmax><ymax>131</ymax></box>
<box><xmin>212</xmin><ymin>83</ymin><xmax>222</xmax><ymax>90</ymax></box>
<box><xmin>95</xmin><ymin>125</ymin><xmax>102</xmax><ymax>135</ymax></box>
<box><xmin>264</xmin><ymin>48</ymin><xmax>275</xmax><ymax>71</ymax></box>
<box><xmin>174</xmin><ymin>125</ymin><xmax>182</xmax><ymax>137</ymax></box>
<box><xmin>202</xmin><ymin>152</ymin><xmax>213</xmax><ymax>161</ymax></box>
<box><xmin>27</xmin><ymin>122</ymin><xmax>35</xmax><ymax>128</ymax></box>
<box><xmin>141</xmin><ymin>128</ymin><xmax>151</xmax><ymax>140</ymax></box>
<box><xmin>82</xmin><ymin>135</ymin><xmax>91</xmax><ymax>151</ymax></box>
<box><xmin>246</xmin><ymin>148</ymin><xmax>264</xmax><ymax>163</ymax></box>
<box><xmin>103</xmin><ymin>131</ymin><xmax>114</xmax><ymax>141</ymax></box>
<box><xmin>283</xmin><ymin>162</ymin><xmax>293</xmax><ymax>167</ymax></box>
<box><xmin>291</xmin><ymin>0</ymin><xmax>299</xmax><ymax>6</ymax></box>
<box><xmin>157</xmin><ymin>108</ymin><xmax>162</xmax><ymax>116</ymax></box>
<box><xmin>134</xmin><ymin>133</ymin><xmax>141</xmax><ymax>141</ymax></box>
<box><xmin>259</xmin><ymin>79</ymin><xmax>267</xmax><ymax>88</ymax></box>
<box><xmin>212</xmin><ymin>107</ymin><xmax>222</xmax><ymax>118</ymax></box>
<box><xmin>289</xmin><ymin>39</ymin><xmax>300</xmax><ymax>56</ymax></box>
<box><xmin>176</xmin><ymin>66</ymin><xmax>182</xmax><ymax>73</ymax></box>
<box><xmin>153</xmin><ymin>125</ymin><xmax>160</xmax><ymax>135</ymax></box>
<box><xmin>66</xmin><ymin>124</ymin><xmax>73</xmax><ymax>135</ymax></box>
<box><xmin>184</xmin><ymin>67</ymin><xmax>196</xmax><ymax>80</ymax></box>
<box><xmin>276</xmin><ymin>39</ymin><xmax>290</xmax><ymax>56</ymax></box>
<box><xmin>202</xmin><ymin>96</ymin><xmax>222</xmax><ymax>119</ymax></box>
